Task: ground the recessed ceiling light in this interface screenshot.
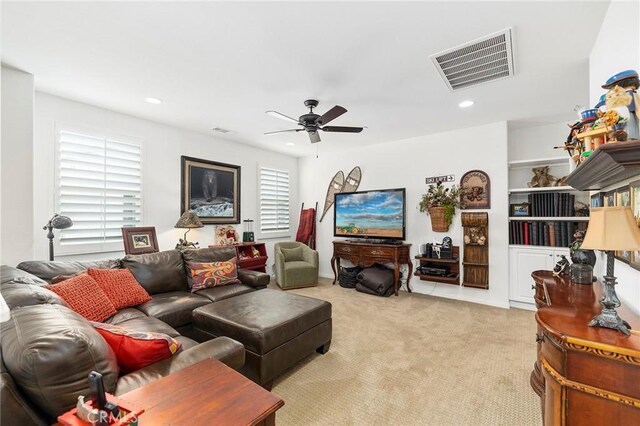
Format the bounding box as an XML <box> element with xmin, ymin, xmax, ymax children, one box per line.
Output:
<box><xmin>286</xmin><ymin>142</ymin><xmax>295</xmax><ymax>146</ymax></box>
<box><xmin>145</xmin><ymin>97</ymin><xmax>162</xmax><ymax>105</ymax></box>
<box><xmin>458</xmin><ymin>100</ymin><xmax>474</xmax><ymax>108</ymax></box>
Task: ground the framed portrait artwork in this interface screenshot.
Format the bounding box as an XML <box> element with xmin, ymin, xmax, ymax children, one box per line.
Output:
<box><xmin>460</xmin><ymin>170</ymin><xmax>490</xmax><ymax>209</ymax></box>
<box><xmin>604</xmin><ymin>190</ymin><xmax>616</xmax><ymax>207</ymax></box>
<box><xmin>615</xmin><ymin>186</ymin><xmax>633</xmax><ymax>263</ymax></box>
<box><xmin>590</xmin><ymin>192</ymin><xmax>604</xmax><ymax>208</ymax></box>
<box><xmin>630</xmin><ymin>180</ymin><xmax>640</xmax><ymax>271</ymax></box>
<box><xmin>122</xmin><ymin>227</ymin><xmax>159</xmax><ymax>255</ymax></box>
<box><xmin>181</xmin><ymin>156</ymin><xmax>241</xmax><ymax>224</ymax></box>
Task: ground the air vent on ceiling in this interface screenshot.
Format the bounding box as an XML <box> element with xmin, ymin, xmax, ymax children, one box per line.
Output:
<box><xmin>212</xmin><ymin>127</ymin><xmax>232</xmax><ymax>134</ymax></box>
<box><xmin>430</xmin><ymin>28</ymin><xmax>514</xmax><ymax>91</ymax></box>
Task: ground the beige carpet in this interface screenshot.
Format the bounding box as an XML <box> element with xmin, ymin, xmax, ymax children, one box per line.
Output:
<box><xmin>269</xmin><ymin>278</ymin><xmax>541</xmax><ymax>426</ymax></box>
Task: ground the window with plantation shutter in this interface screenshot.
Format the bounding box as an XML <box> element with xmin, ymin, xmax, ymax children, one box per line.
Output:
<box><xmin>259</xmin><ymin>167</ymin><xmax>290</xmax><ymax>237</ymax></box>
<box><xmin>56</xmin><ymin>129</ymin><xmax>142</xmax><ymax>254</ymax></box>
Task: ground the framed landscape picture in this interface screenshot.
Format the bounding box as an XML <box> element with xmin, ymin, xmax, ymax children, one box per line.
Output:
<box><xmin>615</xmin><ymin>186</ymin><xmax>633</xmax><ymax>263</ymax></box>
<box><xmin>122</xmin><ymin>227</ymin><xmax>159</xmax><ymax>255</ymax></box>
<box><xmin>590</xmin><ymin>192</ymin><xmax>604</xmax><ymax>208</ymax></box>
<box><xmin>630</xmin><ymin>180</ymin><xmax>640</xmax><ymax>271</ymax></box>
<box><xmin>604</xmin><ymin>190</ymin><xmax>616</xmax><ymax>207</ymax></box>
<box><xmin>181</xmin><ymin>156</ymin><xmax>241</xmax><ymax>224</ymax></box>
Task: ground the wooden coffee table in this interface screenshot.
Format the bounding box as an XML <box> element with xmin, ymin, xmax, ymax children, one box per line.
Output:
<box><xmin>119</xmin><ymin>357</ymin><xmax>284</xmax><ymax>425</ymax></box>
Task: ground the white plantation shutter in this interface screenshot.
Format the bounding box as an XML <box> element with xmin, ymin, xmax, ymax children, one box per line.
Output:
<box><xmin>57</xmin><ymin>130</ymin><xmax>142</xmax><ymax>253</ymax></box>
<box><xmin>259</xmin><ymin>167</ymin><xmax>290</xmax><ymax>235</ymax></box>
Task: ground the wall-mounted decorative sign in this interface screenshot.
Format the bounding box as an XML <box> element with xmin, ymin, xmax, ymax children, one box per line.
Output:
<box><xmin>426</xmin><ymin>174</ymin><xmax>455</xmax><ymax>184</ymax></box>
<box><xmin>181</xmin><ymin>156</ymin><xmax>241</xmax><ymax>224</ymax></box>
<box><xmin>460</xmin><ymin>170</ymin><xmax>491</xmax><ymax>210</ymax></box>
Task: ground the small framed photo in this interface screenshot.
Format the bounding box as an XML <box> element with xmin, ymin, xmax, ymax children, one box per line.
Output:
<box><xmin>616</xmin><ymin>185</ymin><xmax>631</xmax><ymax>207</ymax></box>
<box><xmin>510</xmin><ymin>202</ymin><xmax>531</xmax><ymax>217</ymax></box>
<box><xmin>122</xmin><ymin>227</ymin><xmax>159</xmax><ymax>255</ymax></box>
<box><xmin>629</xmin><ymin>180</ymin><xmax>640</xmax><ymax>271</ymax></box>
<box><xmin>590</xmin><ymin>192</ymin><xmax>604</xmax><ymax>208</ymax></box>
<box><xmin>604</xmin><ymin>190</ymin><xmax>616</xmax><ymax>207</ymax></box>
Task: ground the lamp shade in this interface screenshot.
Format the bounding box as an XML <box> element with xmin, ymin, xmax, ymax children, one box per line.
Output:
<box><xmin>581</xmin><ymin>207</ymin><xmax>640</xmax><ymax>251</ymax></box>
<box><xmin>175</xmin><ymin>211</ymin><xmax>204</xmax><ymax>229</ymax></box>
<box><xmin>51</xmin><ymin>215</ymin><xmax>73</xmax><ymax>230</ymax></box>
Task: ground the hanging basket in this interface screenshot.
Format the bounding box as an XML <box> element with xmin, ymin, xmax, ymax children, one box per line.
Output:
<box><xmin>428</xmin><ymin>206</ymin><xmax>450</xmax><ymax>232</ymax></box>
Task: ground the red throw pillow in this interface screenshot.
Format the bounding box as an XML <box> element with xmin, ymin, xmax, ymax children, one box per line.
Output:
<box><xmin>186</xmin><ymin>258</ymin><xmax>241</xmax><ymax>292</ymax></box>
<box><xmin>45</xmin><ymin>273</ymin><xmax>117</xmax><ymax>322</ymax></box>
<box><xmin>87</xmin><ymin>268</ymin><xmax>152</xmax><ymax>310</ymax></box>
<box><xmin>92</xmin><ymin>322</ymin><xmax>182</xmax><ymax>373</ymax></box>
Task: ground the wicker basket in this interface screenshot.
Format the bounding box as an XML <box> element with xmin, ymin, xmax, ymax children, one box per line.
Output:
<box><xmin>428</xmin><ymin>206</ymin><xmax>450</xmax><ymax>232</ymax></box>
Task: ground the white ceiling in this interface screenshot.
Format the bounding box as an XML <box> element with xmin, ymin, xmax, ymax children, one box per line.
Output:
<box><xmin>2</xmin><ymin>1</ymin><xmax>609</xmax><ymax>157</ymax></box>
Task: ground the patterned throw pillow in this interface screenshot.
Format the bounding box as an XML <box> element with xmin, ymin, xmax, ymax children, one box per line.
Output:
<box><xmin>186</xmin><ymin>258</ymin><xmax>241</xmax><ymax>292</ymax></box>
<box><xmin>281</xmin><ymin>246</ymin><xmax>303</xmax><ymax>262</ymax></box>
<box><xmin>45</xmin><ymin>273</ymin><xmax>117</xmax><ymax>322</ymax></box>
<box><xmin>92</xmin><ymin>322</ymin><xmax>182</xmax><ymax>373</ymax></box>
<box><xmin>87</xmin><ymin>268</ymin><xmax>152</xmax><ymax>310</ymax></box>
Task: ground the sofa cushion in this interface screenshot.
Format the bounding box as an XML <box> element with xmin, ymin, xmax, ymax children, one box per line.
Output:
<box><xmin>44</xmin><ymin>273</ymin><xmax>117</xmax><ymax>322</ymax></box>
<box><xmin>1</xmin><ymin>304</ymin><xmax>119</xmax><ymax>419</ymax></box>
<box><xmin>16</xmin><ymin>259</ymin><xmax>121</xmax><ymax>283</ymax></box>
<box><xmin>1</xmin><ymin>265</ymin><xmax>48</xmax><ymax>286</ymax></box>
<box><xmin>104</xmin><ymin>308</ymin><xmax>148</xmax><ymax>325</ymax></box>
<box><xmin>136</xmin><ymin>292</ymin><xmax>210</xmax><ymax>328</ymax></box>
<box><xmin>1</xmin><ymin>283</ymin><xmax>65</xmax><ymax>310</ymax></box>
<box><xmin>93</xmin><ymin>322</ymin><xmax>182</xmax><ymax>373</ymax></box>
<box><xmin>1</xmin><ymin>353</ymin><xmax>47</xmax><ymax>426</ymax></box>
<box><xmin>281</xmin><ymin>246</ymin><xmax>303</xmax><ymax>262</ymax></box>
<box><xmin>121</xmin><ymin>250</ymin><xmax>187</xmax><ymax>294</ymax></box>
<box><xmin>195</xmin><ymin>283</ymin><xmax>255</xmax><ymax>302</ymax></box>
<box><xmin>87</xmin><ymin>268</ymin><xmax>152</xmax><ymax>309</ymax></box>
<box><xmin>283</xmin><ymin>261</ymin><xmax>318</xmax><ymax>284</ymax></box>
<box><xmin>181</xmin><ymin>247</ymin><xmax>237</xmax><ymax>263</ymax></box>
<box><xmin>186</xmin><ymin>259</ymin><xmax>241</xmax><ymax>292</ymax></box>
<box><xmin>113</xmin><ymin>316</ymin><xmax>181</xmax><ymax>337</ymax></box>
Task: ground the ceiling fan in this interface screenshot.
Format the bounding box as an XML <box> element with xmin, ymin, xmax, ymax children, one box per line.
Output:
<box><xmin>265</xmin><ymin>99</ymin><xmax>364</xmax><ymax>143</ymax></box>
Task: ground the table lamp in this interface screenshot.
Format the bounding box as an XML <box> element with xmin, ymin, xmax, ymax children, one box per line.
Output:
<box><xmin>175</xmin><ymin>211</ymin><xmax>204</xmax><ymax>249</ymax></box>
<box><xmin>580</xmin><ymin>206</ymin><xmax>640</xmax><ymax>335</ymax></box>
<box><xmin>43</xmin><ymin>214</ymin><xmax>73</xmax><ymax>261</ymax></box>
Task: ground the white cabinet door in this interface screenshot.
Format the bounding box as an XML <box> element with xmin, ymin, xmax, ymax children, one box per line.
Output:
<box><xmin>509</xmin><ymin>247</ymin><xmax>555</xmax><ymax>304</ymax></box>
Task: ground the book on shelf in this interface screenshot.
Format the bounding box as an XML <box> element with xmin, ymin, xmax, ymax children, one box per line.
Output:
<box><xmin>508</xmin><ymin>220</ymin><xmax>587</xmax><ymax>248</ymax></box>
<box><xmin>522</xmin><ymin>191</ymin><xmax>582</xmax><ymax>218</ymax></box>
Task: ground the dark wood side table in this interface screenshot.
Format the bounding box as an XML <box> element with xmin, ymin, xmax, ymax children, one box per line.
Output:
<box><xmin>120</xmin><ymin>358</ymin><xmax>284</xmax><ymax>425</ymax></box>
<box><xmin>331</xmin><ymin>241</ymin><xmax>412</xmax><ymax>296</ymax></box>
<box><xmin>530</xmin><ymin>270</ymin><xmax>640</xmax><ymax>425</ymax></box>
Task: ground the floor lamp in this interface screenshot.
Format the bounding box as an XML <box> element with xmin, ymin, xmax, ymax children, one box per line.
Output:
<box><xmin>43</xmin><ymin>214</ymin><xmax>73</xmax><ymax>261</ymax></box>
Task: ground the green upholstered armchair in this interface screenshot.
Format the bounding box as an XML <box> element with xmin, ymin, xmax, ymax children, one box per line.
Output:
<box><xmin>274</xmin><ymin>241</ymin><xmax>319</xmax><ymax>289</ymax></box>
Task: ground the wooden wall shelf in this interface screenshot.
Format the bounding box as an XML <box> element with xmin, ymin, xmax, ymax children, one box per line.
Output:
<box><xmin>565</xmin><ymin>139</ymin><xmax>640</xmax><ymax>190</ymax></box>
<box><xmin>414</xmin><ymin>246</ymin><xmax>460</xmax><ymax>285</ymax></box>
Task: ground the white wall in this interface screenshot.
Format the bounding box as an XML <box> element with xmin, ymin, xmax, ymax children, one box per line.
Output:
<box><xmin>27</xmin><ymin>92</ymin><xmax>298</xmax><ymax>274</ymax></box>
<box><xmin>299</xmin><ymin>121</ymin><xmax>510</xmax><ymax>308</ymax></box>
<box><xmin>1</xmin><ymin>67</ymin><xmax>35</xmax><ymax>266</ymax></box>
<box><xmin>589</xmin><ymin>0</ymin><xmax>640</xmax><ymax>312</ymax></box>
<box><xmin>508</xmin><ymin>122</ymin><xmax>573</xmax><ymax>163</ymax></box>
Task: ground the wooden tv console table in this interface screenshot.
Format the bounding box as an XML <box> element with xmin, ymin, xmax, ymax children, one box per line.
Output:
<box><xmin>530</xmin><ymin>270</ymin><xmax>640</xmax><ymax>425</ymax></box>
<box><xmin>331</xmin><ymin>240</ymin><xmax>412</xmax><ymax>296</ymax></box>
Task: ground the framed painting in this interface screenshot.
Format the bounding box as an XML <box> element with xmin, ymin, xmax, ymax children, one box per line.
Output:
<box><xmin>615</xmin><ymin>186</ymin><xmax>633</xmax><ymax>263</ymax></box>
<box><xmin>460</xmin><ymin>170</ymin><xmax>490</xmax><ymax>209</ymax></box>
<box><xmin>509</xmin><ymin>203</ymin><xmax>530</xmax><ymax>217</ymax></box>
<box><xmin>590</xmin><ymin>192</ymin><xmax>604</xmax><ymax>208</ymax></box>
<box><xmin>630</xmin><ymin>180</ymin><xmax>640</xmax><ymax>271</ymax></box>
<box><xmin>604</xmin><ymin>190</ymin><xmax>616</xmax><ymax>207</ymax></box>
<box><xmin>122</xmin><ymin>227</ymin><xmax>159</xmax><ymax>255</ymax></box>
<box><xmin>181</xmin><ymin>156</ymin><xmax>241</xmax><ymax>224</ymax></box>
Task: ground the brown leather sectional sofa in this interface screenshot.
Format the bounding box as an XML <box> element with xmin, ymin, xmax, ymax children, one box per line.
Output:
<box><xmin>0</xmin><ymin>247</ymin><xmax>271</xmax><ymax>425</ymax></box>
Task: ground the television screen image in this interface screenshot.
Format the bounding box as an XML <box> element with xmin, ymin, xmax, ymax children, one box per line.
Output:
<box><xmin>334</xmin><ymin>188</ymin><xmax>406</xmax><ymax>240</ymax></box>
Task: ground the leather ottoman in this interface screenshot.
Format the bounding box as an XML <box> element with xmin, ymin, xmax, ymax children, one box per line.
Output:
<box><xmin>192</xmin><ymin>289</ymin><xmax>332</xmax><ymax>389</ymax></box>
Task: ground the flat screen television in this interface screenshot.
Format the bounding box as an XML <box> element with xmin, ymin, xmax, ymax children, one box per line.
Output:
<box><xmin>334</xmin><ymin>188</ymin><xmax>406</xmax><ymax>241</ymax></box>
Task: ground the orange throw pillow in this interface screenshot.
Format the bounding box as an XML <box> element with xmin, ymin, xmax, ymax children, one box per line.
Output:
<box><xmin>92</xmin><ymin>322</ymin><xmax>182</xmax><ymax>373</ymax></box>
<box><xmin>45</xmin><ymin>273</ymin><xmax>117</xmax><ymax>322</ymax></box>
<box><xmin>87</xmin><ymin>268</ymin><xmax>152</xmax><ymax>310</ymax></box>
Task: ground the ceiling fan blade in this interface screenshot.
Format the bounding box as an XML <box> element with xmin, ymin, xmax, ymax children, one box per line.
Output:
<box><xmin>316</xmin><ymin>105</ymin><xmax>347</xmax><ymax>125</ymax></box>
<box><xmin>321</xmin><ymin>126</ymin><xmax>364</xmax><ymax>133</ymax></box>
<box><xmin>309</xmin><ymin>131</ymin><xmax>321</xmax><ymax>143</ymax></box>
<box><xmin>264</xmin><ymin>129</ymin><xmax>302</xmax><ymax>135</ymax></box>
<box><xmin>266</xmin><ymin>110</ymin><xmax>300</xmax><ymax>124</ymax></box>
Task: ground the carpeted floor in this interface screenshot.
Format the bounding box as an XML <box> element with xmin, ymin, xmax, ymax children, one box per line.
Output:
<box><xmin>269</xmin><ymin>278</ymin><xmax>541</xmax><ymax>426</ymax></box>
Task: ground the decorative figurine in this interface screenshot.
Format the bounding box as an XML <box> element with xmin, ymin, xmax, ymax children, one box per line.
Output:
<box><xmin>602</xmin><ymin>69</ymin><xmax>639</xmax><ymax>139</ymax></box>
<box><xmin>570</xmin><ymin>230</ymin><xmax>597</xmax><ymax>284</ymax></box>
<box><xmin>553</xmin><ymin>255</ymin><xmax>571</xmax><ymax>277</ymax></box>
<box><xmin>527</xmin><ymin>166</ymin><xmax>564</xmax><ymax>188</ymax></box>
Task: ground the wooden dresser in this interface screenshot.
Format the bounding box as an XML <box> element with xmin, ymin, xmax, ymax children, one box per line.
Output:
<box><xmin>531</xmin><ymin>270</ymin><xmax>640</xmax><ymax>424</ymax></box>
<box><xmin>331</xmin><ymin>241</ymin><xmax>412</xmax><ymax>296</ymax></box>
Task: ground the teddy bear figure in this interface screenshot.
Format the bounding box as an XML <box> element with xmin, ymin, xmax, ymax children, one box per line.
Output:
<box><xmin>527</xmin><ymin>166</ymin><xmax>558</xmax><ymax>188</ymax></box>
<box><xmin>464</xmin><ymin>227</ymin><xmax>486</xmax><ymax>246</ymax></box>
